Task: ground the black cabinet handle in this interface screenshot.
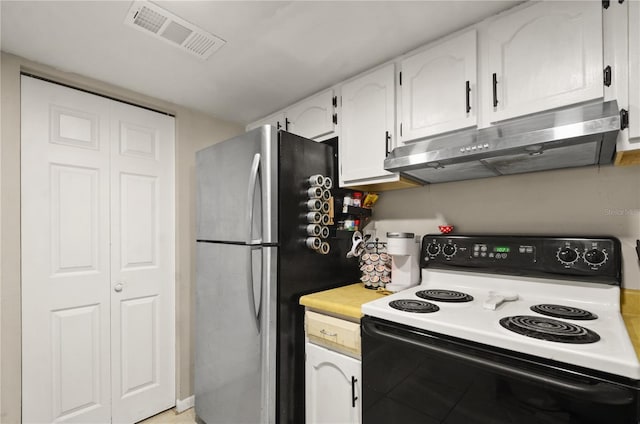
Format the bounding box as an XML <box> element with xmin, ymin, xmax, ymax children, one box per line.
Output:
<box><xmin>492</xmin><ymin>73</ymin><xmax>498</xmax><ymax>108</ymax></box>
<box><xmin>385</xmin><ymin>131</ymin><xmax>391</xmax><ymax>156</ymax></box>
<box><xmin>465</xmin><ymin>80</ymin><xmax>471</xmax><ymax>113</ymax></box>
<box><xmin>285</xmin><ymin>118</ymin><xmax>290</xmax><ymax>131</ymax></box>
<box><xmin>351</xmin><ymin>376</ymin><xmax>358</xmax><ymax>407</ymax></box>
<box><xmin>276</xmin><ymin>121</ymin><xmax>282</xmax><ymax>130</ymax></box>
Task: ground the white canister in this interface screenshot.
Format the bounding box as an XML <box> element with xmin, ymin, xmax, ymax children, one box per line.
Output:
<box><xmin>342</xmin><ymin>194</ymin><xmax>352</xmax><ymax>213</ymax></box>
<box><xmin>387</xmin><ymin>232</ymin><xmax>417</xmax><ymax>256</ymax></box>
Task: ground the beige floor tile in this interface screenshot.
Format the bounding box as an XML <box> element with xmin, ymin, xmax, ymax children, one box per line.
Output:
<box><xmin>138</xmin><ymin>407</ymin><xmax>196</xmax><ymax>424</ymax></box>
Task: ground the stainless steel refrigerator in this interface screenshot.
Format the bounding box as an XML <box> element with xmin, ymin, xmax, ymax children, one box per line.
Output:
<box><xmin>195</xmin><ymin>126</ymin><xmax>358</xmax><ymax>424</ymax></box>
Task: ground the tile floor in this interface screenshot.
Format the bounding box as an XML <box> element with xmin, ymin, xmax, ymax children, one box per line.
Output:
<box><xmin>139</xmin><ymin>407</ymin><xmax>196</xmax><ymax>424</ymax></box>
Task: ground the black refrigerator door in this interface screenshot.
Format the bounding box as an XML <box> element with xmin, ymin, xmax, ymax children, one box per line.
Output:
<box><xmin>276</xmin><ymin>131</ymin><xmax>360</xmax><ymax>424</ymax></box>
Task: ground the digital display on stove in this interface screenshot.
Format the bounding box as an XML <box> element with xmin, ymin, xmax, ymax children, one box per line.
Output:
<box><xmin>494</xmin><ymin>246</ymin><xmax>511</xmax><ymax>253</ymax></box>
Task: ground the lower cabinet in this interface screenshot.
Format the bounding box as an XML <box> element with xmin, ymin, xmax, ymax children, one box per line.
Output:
<box><xmin>305</xmin><ymin>342</ymin><xmax>361</xmax><ymax>424</ymax></box>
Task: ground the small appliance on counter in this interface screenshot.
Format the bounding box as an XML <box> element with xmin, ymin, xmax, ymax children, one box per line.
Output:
<box><xmin>384</xmin><ymin>232</ymin><xmax>421</xmax><ymax>292</ymax></box>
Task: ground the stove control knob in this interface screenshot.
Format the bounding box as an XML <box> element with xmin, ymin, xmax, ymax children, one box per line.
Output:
<box><xmin>584</xmin><ymin>249</ymin><xmax>607</xmax><ymax>267</ymax></box>
<box><xmin>426</xmin><ymin>243</ymin><xmax>440</xmax><ymax>256</ymax></box>
<box><xmin>556</xmin><ymin>247</ymin><xmax>578</xmax><ymax>265</ymax></box>
<box><xmin>442</xmin><ymin>244</ymin><xmax>457</xmax><ymax>257</ymax></box>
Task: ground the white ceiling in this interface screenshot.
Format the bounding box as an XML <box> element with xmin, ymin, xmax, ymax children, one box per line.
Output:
<box><xmin>1</xmin><ymin>1</ymin><xmax>521</xmax><ymax>125</ymax></box>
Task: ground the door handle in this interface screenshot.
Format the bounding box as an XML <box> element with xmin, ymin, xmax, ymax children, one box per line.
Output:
<box><xmin>320</xmin><ymin>329</ymin><xmax>338</xmax><ymax>338</ymax></box>
<box><xmin>114</xmin><ymin>282</ymin><xmax>124</xmax><ymax>293</ymax></box>
<box><xmin>465</xmin><ymin>80</ymin><xmax>471</xmax><ymax>113</ymax></box>
<box><xmin>492</xmin><ymin>73</ymin><xmax>498</xmax><ymax>108</ymax></box>
<box><xmin>247</xmin><ymin>153</ymin><xmax>262</xmax><ymax>245</ymax></box>
<box><xmin>247</xmin><ymin>246</ymin><xmax>262</xmax><ymax>334</ymax></box>
<box><xmin>351</xmin><ymin>376</ymin><xmax>358</xmax><ymax>407</ymax></box>
<box><xmin>385</xmin><ymin>131</ymin><xmax>391</xmax><ymax>157</ymax></box>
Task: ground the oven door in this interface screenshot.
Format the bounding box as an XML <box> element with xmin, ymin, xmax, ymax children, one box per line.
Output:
<box><xmin>362</xmin><ymin>317</ymin><xmax>640</xmax><ymax>424</ymax></box>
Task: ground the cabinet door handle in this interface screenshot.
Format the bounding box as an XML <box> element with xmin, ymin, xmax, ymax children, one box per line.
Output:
<box><xmin>285</xmin><ymin>118</ymin><xmax>290</xmax><ymax>131</ymax></box>
<box><xmin>351</xmin><ymin>376</ymin><xmax>358</xmax><ymax>407</ymax></box>
<box><xmin>492</xmin><ymin>73</ymin><xmax>498</xmax><ymax>108</ymax></box>
<box><xmin>320</xmin><ymin>329</ymin><xmax>337</xmax><ymax>337</ymax></box>
<box><xmin>276</xmin><ymin>121</ymin><xmax>282</xmax><ymax>130</ymax></box>
<box><xmin>465</xmin><ymin>80</ymin><xmax>471</xmax><ymax>114</ymax></box>
<box><xmin>385</xmin><ymin>131</ymin><xmax>391</xmax><ymax>157</ymax></box>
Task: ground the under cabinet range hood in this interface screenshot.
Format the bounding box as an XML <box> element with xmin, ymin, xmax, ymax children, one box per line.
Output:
<box><xmin>384</xmin><ymin>101</ymin><xmax>621</xmax><ymax>184</ymax></box>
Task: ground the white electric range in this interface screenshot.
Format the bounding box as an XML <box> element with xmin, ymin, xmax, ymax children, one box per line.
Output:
<box><xmin>361</xmin><ymin>235</ymin><xmax>640</xmax><ymax>424</ymax></box>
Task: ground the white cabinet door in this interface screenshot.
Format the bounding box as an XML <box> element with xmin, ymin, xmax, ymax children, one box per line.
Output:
<box><xmin>246</xmin><ymin>111</ymin><xmax>286</xmax><ymax>132</ymax></box>
<box><xmin>400</xmin><ymin>30</ymin><xmax>477</xmax><ymax>141</ymax></box>
<box><xmin>629</xmin><ymin>0</ymin><xmax>640</xmax><ymax>141</ymax></box>
<box><xmin>306</xmin><ymin>342</ymin><xmax>361</xmax><ymax>424</ymax></box>
<box><xmin>21</xmin><ymin>76</ymin><xmax>175</xmax><ymax>424</ymax></box>
<box><xmin>286</xmin><ymin>89</ymin><xmax>336</xmax><ymax>140</ymax></box>
<box><xmin>340</xmin><ymin>64</ymin><xmax>397</xmax><ymax>185</ymax></box>
<box><xmin>483</xmin><ymin>1</ymin><xmax>603</xmax><ymax>123</ymax></box>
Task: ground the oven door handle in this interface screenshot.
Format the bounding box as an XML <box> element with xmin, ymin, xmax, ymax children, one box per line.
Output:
<box><xmin>362</xmin><ymin>319</ymin><xmax>635</xmax><ymax>406</ymax></box>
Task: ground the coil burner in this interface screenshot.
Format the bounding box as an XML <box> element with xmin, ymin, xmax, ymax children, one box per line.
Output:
<box><xmin>389</xmin><ymin>299</ymin><xmax>440</xmax><ymax>313</ymax></box>
<box><xmin>416</xmin><ymin>289</ymin><xmax>474</xmax><ymax>303</ymax></box>
<box><xmin>530</xmin><ymin>304</ymin><xmax>598</xmax><ymax>320</ymax></box>
<box><xmin>499</xmin><ymin>315</ymin><xmax>600</xmax><ymax>344</ymax></box>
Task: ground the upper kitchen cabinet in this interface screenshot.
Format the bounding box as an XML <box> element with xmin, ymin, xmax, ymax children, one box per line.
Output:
<box><xmin>339</xmin><ymin>64</ymin><xmax>398</xmax><ymax>186</ymax></box>
<box><xmin>285</xmin><ymin>89</ymin><xmax>337</xmax><ymax>141</ymax></box>
<box><xmin>614</xmin><ymin>0</ymin><xmax>640</xmax><ymax>165</ymax></box>
<box><xmin>246</xmin><ymin>89</ymin><xmax>336</xmax><ymax>140</ymax></box>
<box><xmin>629</xmin><ymin>1</ymin><xmax>640</xmax><ymax>142</ymax></box>
<box><xmin>399</xmin><ymin>30</ymin><xmax>477</xmax><ymax>142</ymax></box>
<box><xmin>482</xmin><ymin>1</ymin><xmax>603</xmax><ymax>124</ymax></box>
<box><xmin>246</xmin><ymin>111</ymin><xmax>286</xmax><ymax>132</ymax></box>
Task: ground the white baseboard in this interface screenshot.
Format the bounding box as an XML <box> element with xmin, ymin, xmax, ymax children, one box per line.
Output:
<box><xmin>175</xmin><ymin>395</ymin><xmax>195</xmax><ymax>413</ymax></box>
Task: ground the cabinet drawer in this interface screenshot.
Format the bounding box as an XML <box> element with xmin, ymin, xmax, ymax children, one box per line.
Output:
<box><xmin>306</xmin><ymin>311</ymin><xmax>361</xmax><ymax>356</ymax></box>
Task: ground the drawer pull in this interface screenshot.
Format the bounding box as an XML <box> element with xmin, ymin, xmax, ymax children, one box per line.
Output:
<box><xmin>320</xmin><ymin>329</ymin><xmax>338</xmax><ymax>337</ymax></box>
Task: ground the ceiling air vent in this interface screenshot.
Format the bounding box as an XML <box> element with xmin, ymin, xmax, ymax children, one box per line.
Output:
<box><xmin>124</xmin><ymin>1</ymin><xmax>225</xmax><ymax>60</ymax></box>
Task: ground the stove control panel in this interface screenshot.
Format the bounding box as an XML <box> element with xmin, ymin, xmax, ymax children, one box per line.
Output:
<box><xmin>422</xmin><ymin>235</ymin><xmax>621</xmax><ymax>285</ymax></box>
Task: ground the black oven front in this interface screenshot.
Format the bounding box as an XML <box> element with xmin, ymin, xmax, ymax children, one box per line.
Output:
<box><xmin>361</xmin><ymin>316</ymin><xmax>640</xmax><ymax>424</ymax></box>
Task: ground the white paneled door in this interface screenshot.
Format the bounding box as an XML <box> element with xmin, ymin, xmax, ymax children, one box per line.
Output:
<box><xmin>21</xmin><ymin>76</ymin><xmax>175</xmax><ymax>424</ymax></box>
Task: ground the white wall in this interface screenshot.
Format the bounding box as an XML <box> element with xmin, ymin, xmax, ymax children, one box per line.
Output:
<box><xmin>370</xmin><ymin>164</ymin><xmax>640</xmax><ymax>290</ymax></box>
<box><xmin>0</xmin><ymin>52</ymin><xmax>243</xmax><ymax>422</ymax></box>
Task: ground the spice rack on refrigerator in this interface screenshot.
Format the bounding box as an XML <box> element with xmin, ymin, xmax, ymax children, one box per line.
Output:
<box><xmin>301</xmin><ymin>174</ymin><xmax>333</xmax><ymax>254</ymax></box>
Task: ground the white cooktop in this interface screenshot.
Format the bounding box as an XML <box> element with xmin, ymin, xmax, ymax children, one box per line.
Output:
<box><xmin>361</xmin><ymin>269</ymin><xmax>640</xmax><ymax>379</ymax></box>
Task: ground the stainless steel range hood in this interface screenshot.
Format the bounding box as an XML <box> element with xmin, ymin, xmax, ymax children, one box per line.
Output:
<box><xmin>384</xmin><ymin>101</ymin><xmax>621</xmax><ymax>184</ymax></box>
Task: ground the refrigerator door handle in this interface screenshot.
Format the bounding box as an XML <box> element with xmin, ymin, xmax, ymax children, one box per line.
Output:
<box><xmin>247</xmin><ymin>246</ymin><xmax>262</xmax><ymax>333</ymax></box>
<box><xmin>247</xmin><ymin>153</ymin><xmax>262</xmax><ymax>245</ymax></box>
